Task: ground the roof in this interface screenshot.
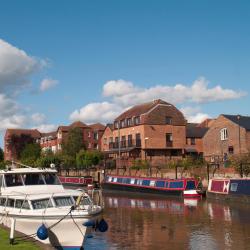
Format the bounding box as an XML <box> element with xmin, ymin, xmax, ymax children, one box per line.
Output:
<box><xmin>5</xmin><ymin>129</ymin><xmax>41</xmax><ymax>138</ymax></box>
<box><xmin>58</xmin><ymin>121</ymin><xmax>89</xmax><ymax>132</ymax></box>
<box><xmin>186</xmin><ymin>124</ymin><xmax>209</xmax><ymax>138</ymax></box>
<box><xmin>89</xmin><ymin>123</ymin><xmax>105</xmax><ymax>131</ymax></box>
<box><xmin>222</xmin><ymin>114</ymin><xmax>250</xmax><ymax>131</ymax></box>
<box><xmin>41</xmin><ymin>131</ymin><xmax>57</xmax><ymax>138</ymax></box>
<box><xmin>115</xmin><ymin>99</ymin><xmax>172</xmax><ymax>121</ymax></box>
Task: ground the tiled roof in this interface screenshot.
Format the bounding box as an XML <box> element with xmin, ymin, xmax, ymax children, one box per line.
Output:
<box><xmin>186</xmin><ymin>124</ymin><xmax>208</xmax><ymax>138</ymax></box>
<box><xmin>89</xmin><ymin>123</ymin><xmax>105</xmax><ymax>131</ymax></box>
<box><xmin>69</xmin><ymin>121</ymin><xmax>88</xmax><ymax>128</ymax></box>
<box><xmin>222</xmin><ymin>114</ymin><xmax>250</xmax><ymax>131</ymax></box>
<box><xmin>41</xmin><ymin>131</ymin><xmax>57</xmax><ymax>138</ymax></box>
<box><xmin>114</xmin><ymin>99</ymin><xmax>172</xmax><ymax>121</ymax></box>
<box><xmin>5</xmin><ymin>129</ymin><xmax>41</xmax><ymax>138</ymax></box>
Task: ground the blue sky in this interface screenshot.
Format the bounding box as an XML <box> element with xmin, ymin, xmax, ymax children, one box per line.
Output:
<box><xmin>0</xmin><ymin>0</ymin><xmax>250</xmax><ymax>146</ymax></box>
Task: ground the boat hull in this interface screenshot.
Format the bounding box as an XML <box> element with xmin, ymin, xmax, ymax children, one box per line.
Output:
<box><xmin>1</xmin><ymin>214</ymin><xmax>100</xmax><ymax>249</ymax></box>
<box><xmin>102</xmin><ymin>182</ymin><xmax>183</xmax><ymax>196</ymax></box>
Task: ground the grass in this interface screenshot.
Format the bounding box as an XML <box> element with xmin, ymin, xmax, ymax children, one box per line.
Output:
<box><xmin>0</xmin><ymin>227</ymin><xmax>40</xmax><ymax>250</ymax></box>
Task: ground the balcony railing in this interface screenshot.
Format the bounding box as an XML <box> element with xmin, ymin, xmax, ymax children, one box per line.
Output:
<box><xmin>109</xmin><ymin>139</ymin><xmax>141</xmax><ymax>149</ymax></box>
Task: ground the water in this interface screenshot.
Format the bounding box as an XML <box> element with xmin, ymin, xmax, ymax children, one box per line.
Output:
<box><xmin>84</xmin><ymin>192</ymin><xmax>250</xmax><ymax>250</ymax></box>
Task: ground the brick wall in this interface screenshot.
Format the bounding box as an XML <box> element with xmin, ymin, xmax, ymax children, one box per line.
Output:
<box><xmin>203</xmin><ymin>115</ymin><xmax>249</xmax><ymax>158</ymax></box>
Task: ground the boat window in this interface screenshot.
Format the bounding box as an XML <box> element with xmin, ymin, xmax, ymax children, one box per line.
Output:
<box><xmin>43</xmin><ymin>173</ymin><xmax>60</xmax><ymax>185</ymax></box>
<box><xmin>31</xmin><ymin>198</ymin><xmax>53</xmax><ymax>209</ymax></box>
<box><xmin>130</xmin><ymin>178</ymin><xmax>135</xmax><ymax>185</ymax></box>
<box><xmin>165</xmin><ymin>182</ymin><xmax>168</xmax><ymax>188</ymax></box>
<box><xmin>73</xmin><ymin>196</ymin><xmax>92</xmax><ymax>206</ymax></box>
<box><xmin>156</xmin><ymin>181</ymin><xmax>165</xmax><ymax>188</ymax></box>
<box><xmin>122</xmin><ymin>178</ymin><xmax>127</xmax><ymax>184</ymax></box>
<box><xmin>54</xmin><ymin>196</ymin><xmax>74</xmax><ymax>207</ymax></box>
<box><xmin>113</xmin><ymin>177</ymin><xmax>117</xmax><ymax>182</ymax></box>
<box><xmin>149</xmin><ymin>180</ymin><xmax>155</xmax><ymax>187</ymax></box>
<box><xmin>117</xmin><ymin>178</ymin><xmax>122</xmax><ymax>183</ymax></box>
<box><xmin>22</xmin><ymin>174</ymin><xmax>45</xmax><ymax>185</ymax></box>
<box><xmin>126</xmin><ymin>178</ymin><xmax>131</xmax><ymax>184</ymax></box>
<box><xmin>137</xmin><ymin>179</ymin><xmax>143</xmax><ymax>185</ymax></box>
<box><xmin>142</xmin><ymin>180</ymin><xmax>150</xmax><ymax>186</ymax></box>
<box><xmin>186</xmin><ymin>181</ymin><xmax>196</xmax><ymax>190</ymax></box>
<box><xmin>6</xmin><ymin>198</ymin><xmax>15</xmax><ymax>207</ymax></box>
<box><xmin>0</xmin><ymin>197</ymin><xmax>6</xmax><ymax>206</ymax></box>
<box><xmin>108</xmin><ymin>176</ymin><xmax>112</xmax><ymax>182</ymax></box>
<box><xmin>230</xmin><ymin>183</ymin><xmax>238</xmax><ymax>192</ymax></box>
<box><xmin>5</xmin><ymin>174</ymin><xmax>23</xmax><ymax>187</ymax></box>
<box><xmin>169</xmin><ymin>181</ymin><xmax>183</xmax><ymax>189</ymax></box>
<box><xmin>15</xmin><ymin>199</ymin><xmax>30</xmax><ymax>209</ymax></box>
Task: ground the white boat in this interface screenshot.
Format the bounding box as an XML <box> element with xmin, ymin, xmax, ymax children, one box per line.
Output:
<box><xmin>0</xmin><ymin>163</ymin><xmax>103</xmax><ymax>249</ymax></box>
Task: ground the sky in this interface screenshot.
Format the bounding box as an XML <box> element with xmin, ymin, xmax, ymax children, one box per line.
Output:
<box><xmin>0</xmin><ymin>0</ymin><xmax>250</xmax><ymax>147</ymax></box>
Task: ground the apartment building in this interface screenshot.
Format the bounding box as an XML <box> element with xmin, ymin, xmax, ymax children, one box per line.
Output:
<box><xmin>4</xmin><ymin>121</ymin><xmax>105</xmax><ymax>161</ymax></box>
<box><xmin>101</xmin><ymin>99</ymin><xmax>187</xmax><ymax>167</ymax></box>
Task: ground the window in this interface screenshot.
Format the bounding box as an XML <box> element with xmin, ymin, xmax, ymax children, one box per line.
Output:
<box><xmin>191</xmin><ymin>138</ymin><xmax>196</xmax><ymax>145</ymax></box>
<box><xmin>228</xmin><ymin>146</ymin><xmax>234</xmax><ymax>154</ymax></box>
<box><xmin>88</xmin><ymin>131</ymin><xmax>91</xmax><ymax>138</ymax></box>
<box><xmin>136</xmin><ymin>133</ymin><xmax>141</xmax><ymax>147</ymax></box>
<box><xmin>166</xmin><ymin>133</ymin><xmax>173</xmax><ymax>142</ymax></box>
<box><xmin>0</xmin><ymin>175</ymin><xmax>3</xmax><ymax>188</ymax></box>
<box><xmin>186</xmin><ymin>181</ymin><xmax>196</xmax><ymax>190</ymax></box>
<box><xmin>165</xmin><ymin>116</ymin><xmax>172</xmax><ymax>125</ymax></box>
<box><xmin>22</xmin><ymin>174</ymin><xmax>45</xmax><ymax>185</ymax></box>
<box><xmin>121</xmin><ymin>136</ymin><xmax>126</xmax><ymax>147</ymax></box>
<box><xmin>54</xmin><ymin>196</ymin><xmax>74</xmax><ymax>207</ymax></box>
<box><xmin>127</xmin><ymin>118</ymin><xmax>132</xmax><ymax>126</ymax></box>
<box><xmin>134</xmin><ymin>116</ymin><xmax>140</xmax><ymax>125</ymax></box>
<box><xmin>114</xmin><ymin>121</ymin><xmax>119</xmax><ymax>129</ymax></box>
<box><xmin>5</xmin><ymin>174</ymin><xmax>23</xmax><ymax>187</ymax></box>
<box><xmin>0</xmin><ymin>197</ymin><xmax>6</xmax><ymax>206</ymax></box>
<box><xmin>128</xmin><ymin>134</ymin><xmax>133</xmax><ymax>147</ymax></box>
<box><xmin>31</xmin><ymin>199</ymin><xmax>53</xmax><ymax>209</ymax></box>
<box><xmin>43</xmin><ymin>173</ymin><xmax>60</xmax><ymax>185</ymax></box>
<box><xmin>142</xmin><ymin>180</ymin><xmax>150</xmax><ymax>186</ymax></box>
<box><xmin>120</xmin><ymin>120</ymin><xmax>125</xmax><ymax>128</ymax></box>
<box><xmin>220</xmin><ymin>128</ymin><xmax>228</xmax><ymax>140</ymax></box>
<box><xmin>103</xmin><ymin>137</ymin><xmax>107</xmax><ymax>145</ymax></box>
<box><xmin>6</xmin><ymin>199</ymin><xmax>15</xmax><ymax>207</ymax></box>
<box><xmin>57</xmin><ymin>131</ymin><xmax>62</xmax><ymax>139</ymax></box>
<box><xmin>230</xmin><ymin>183</ymin><xmax>238</xmax><ymax>192</ymax></box>
<box><xmin>15</xmin><ymin>199</ymin><xmax>30</xmax><ymax>209</ymax></box>
<box><xmin>109</xmin><ymin>137</ymin><xmax>113</xmax><ymax>143</ymax></box>
<box><xmin>156</xmin><ymin>181</ymin><xmax>165</xmax><ymax>188</ymax></box>
<box><xmin>93</xmin><ymin>132</ymin><xmax>98</xmax><ymax>140</ymax></box>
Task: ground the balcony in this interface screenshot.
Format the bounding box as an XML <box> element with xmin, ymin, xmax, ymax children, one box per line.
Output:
<box><xmin>109</xmin><ymin>139</ymin><xmax>141</xmax><ymax>150</ymax></box>
<box><xmin>166</xmin><ymin>141</ymin><xmax>173</xmax><ymax>147</ymax></box>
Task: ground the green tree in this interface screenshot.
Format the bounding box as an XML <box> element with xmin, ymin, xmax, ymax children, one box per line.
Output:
<box><xmin>62</xmin><ymin>127</ymin><xmax>85</xmax><ymax>157</ymax></box>
<box><xmin>231</xmin><ymin>153</ymin><xmax>250</xmax><ymax>177</ymax></box>
<box><xmin>0</xmin><ymin>147</ymin><xmax>4</xmax><ymax>161</ymax></box>
<box><xmin>76</xmin><ymin>150</ymin><xmax>103</xmax><ymax>169</ymax></box>
<box><xmin>20</xmin><ymin>143</ymin><xmax>41</xmax><ymax>166</ymax></box>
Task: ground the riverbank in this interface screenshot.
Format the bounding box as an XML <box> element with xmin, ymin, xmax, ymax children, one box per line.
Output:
<box><xmin>0</xmin><ymin>225</ymin><xmax>53</xmax><ymax>250</ymax></box>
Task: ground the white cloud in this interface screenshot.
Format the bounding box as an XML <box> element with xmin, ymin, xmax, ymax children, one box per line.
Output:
<box><xmin>70</xmin><ymin>102</ymin><xmax>122</xmax><ymax>123</ymax></box>
<box><xmin>181</xmin><ymin>106</ymin><xmax>210</xmax><ymax>123</ymax></box>
<box><xmin>31</xmin><ymin>113</ymin><xmax>46</xmax><ymax>125</ymax></box>
<box><xmin>0</xmin><ymin>39</ymin><xmax>45</xmax><ymax>93</ymax></box>
<box><xmin>40</xmin><ymin>78</ymin><xmax>58</xmax><ymax>92</ymax></box>
<box><xmin>69</xmin><ymin>77</ymin><xmax>246</xmax><ymax>124</ymax></box>
<box><xmin>33</xmin><ymin>124</ymin><xmax>57</xmax><ymax>133</ymax></box>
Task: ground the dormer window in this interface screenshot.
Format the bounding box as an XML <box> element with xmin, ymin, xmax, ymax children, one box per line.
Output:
<box><xmin>127</xmin><ymin>118</ymin><xmax>132</xmax><ymax>126</ymax></box>
<box><xmin>165</xmin><ymin>116</ymin><xmax>172</xmax><ymax>125</ymax></box>
<box><xmin>120</xmin><ymin>120</ymin><xmax>126</xmax><ymax>128</ymax></box>
<box><xmin>134</xmin><ymin>116</ymin><xmax>140</xmax><ymax>125</ymax></box>
<box><xmin>220</xmin><ymin>128</ymin><xmax>228</xmax><ymax>140</ymax></box>
<box><xmin>114</xmin><ymin>121</ymin><xmax>119</xmax><ymax>129</ymax></box>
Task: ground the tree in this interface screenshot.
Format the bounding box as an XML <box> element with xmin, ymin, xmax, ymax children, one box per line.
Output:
<box><xmin>20</xmin><ymin>143</ymin><xmax>41</xmax><ymax>166</ymax></box>
<box><xmin>0</xmin><ymin>147</ymin><xmax>4</xmax><ymax>161</ymax></box>
<box><xmin>230</xmin><ymin>153</ymin><xmax>250</xmax><ymax>177</ymax></box>
<box><xmin>10</xmin><ymin>134</ymin><xmax>34</xmax><ymax>159</ymax></box>
<box><xmin>76</xmin><ymin>150</ymin><xmax>103</xmax><ymax>169</ymax></box>
<box><xmin>131</xmin><ymin>159</ymin><xmax>150</xmax><ymax>176</ymax></box>
<box><xmin>62</xmin><ymin>128</ymin><xmax>85</xmax><ymax>157</ymax></box>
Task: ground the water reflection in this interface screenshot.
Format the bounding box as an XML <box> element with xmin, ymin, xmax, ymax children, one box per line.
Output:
<box><xmin>84</xmin><ymin>192</ymin><xmax>250</xmax><ymax>250</ymax></box>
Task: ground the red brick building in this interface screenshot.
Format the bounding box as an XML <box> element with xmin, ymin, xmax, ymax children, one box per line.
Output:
<box><xmin>203</xmin><ymin>114</ymin><xmax>250</xmax><ymax>162</ymax></box>
<box><xmin>4</xmin><ymin>121</ymin><xmax>105</xmax><ymax>161</ymax></box>
<box><xmin>101</xmin><ymin>99</ymin><xmax>187</xmax><ymax>167</ymax></box>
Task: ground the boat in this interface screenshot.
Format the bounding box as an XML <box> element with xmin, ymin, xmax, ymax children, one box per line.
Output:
<box><xmin>102</xmin><ymin>175</ymin><xmax>201</xmax><ymax>198</ymax></box>
<box><xmin>207</xmin><ymin>178</ymin><xmax>250</xmax><ymax>203</ymax></box>
<box><xmin>0</xmin><ymin>163</ymin><xmax>103</xmax><ymax>249</ymax></box>
<box><xmin>58</xmin><ymin>175</ymin><xmax>93</xmax><ymax>187</ymax></box>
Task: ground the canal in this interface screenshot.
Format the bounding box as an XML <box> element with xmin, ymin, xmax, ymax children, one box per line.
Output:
<box><xmin>84</xmin><ymin>192</ymin><xmax>250</xmax><ymax>250</ymax></box>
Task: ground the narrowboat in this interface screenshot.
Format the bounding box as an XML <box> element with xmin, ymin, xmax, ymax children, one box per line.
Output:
<box><xmin>207</xmin><ymin>178</ymin><xmax>250</xmax><ymax>203</ymax></box>
<box><xmin>102</xmin><ymin>175</ymin><xmax>201</xmax><ymax>198</ymax></box>
<box><xmin>59</xmin><ymin>175</ymin><xmax>93</xmax><ymax>186</ymax></box>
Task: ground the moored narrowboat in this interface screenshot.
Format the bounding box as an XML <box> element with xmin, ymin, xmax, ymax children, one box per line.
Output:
<box><xmin>207</xmin><ymin>178</ymin><xmax>250</xmax><ymax>203</ymax></box>
<box><xmin>102</xmin><ymin>175</ymin><xmax>201</xmax><ymax>198</ymax></box>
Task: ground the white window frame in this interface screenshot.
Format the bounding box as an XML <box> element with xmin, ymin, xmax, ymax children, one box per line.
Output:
<box><xmin>220</xmin><ymin>128</ymin><xmax>228</xmax><ymax>140</ymax></box>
